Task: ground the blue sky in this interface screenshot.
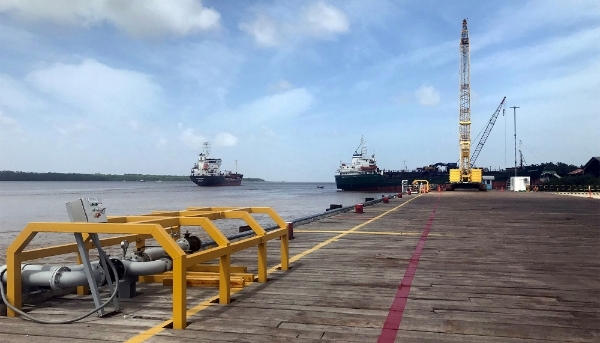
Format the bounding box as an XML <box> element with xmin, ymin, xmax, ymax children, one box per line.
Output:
<box><xmin>0</xmin><ymin>0</ymin><xmax>598</xmax><ymax>182</ymax></box>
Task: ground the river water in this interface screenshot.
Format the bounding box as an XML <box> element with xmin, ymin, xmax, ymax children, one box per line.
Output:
<box><xmin>0</xmin><ymin>181</ymin><xmax>390</xmax><ymax>263</ymax></box>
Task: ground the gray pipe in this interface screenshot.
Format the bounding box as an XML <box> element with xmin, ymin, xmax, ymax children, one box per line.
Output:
<box><xmin>138</xmin><ymin>239</ymin><xmax>190</xmax><ymax>261</ymax></box>
<box><xmin>1</xmin><ymin>265</ymin><xmax>105</xmax><ymax>290</ymax></box>
<box><xmin>122</xmin><ymin>259</ymin><xmax>171</xmax><ymax>276</ymax></box>
<box><xmin>1</xmin><ymin>258</ymin><xmax>172</xmax><ymax>290</ymax></box>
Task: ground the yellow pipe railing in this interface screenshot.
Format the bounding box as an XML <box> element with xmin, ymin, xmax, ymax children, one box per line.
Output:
<box><xmin>5</xmin><ymin>206</ymin><xmax>290</xmax><ymax>330</ymax></box>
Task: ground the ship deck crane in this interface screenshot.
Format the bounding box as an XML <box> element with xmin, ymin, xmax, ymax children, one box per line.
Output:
<box><xmin>470</xmin><ymin>96</ymin><xmax>506</xmax><ymax>167</ymax></box>
<box><xmin>447</xmin><ymin>19</ymin><xmax>485</xmax><ymax>191</ymax></box>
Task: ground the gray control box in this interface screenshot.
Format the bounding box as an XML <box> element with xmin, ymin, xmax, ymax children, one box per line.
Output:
<box><xmin>66</xmin><ymin>197</ymin><xmax>107</xmax><ymax>223</ymax></box>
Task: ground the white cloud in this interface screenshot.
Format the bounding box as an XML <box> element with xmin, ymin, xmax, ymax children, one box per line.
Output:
<box><xmin>474</xmin><ymin>27</ymin><xmax>600</xmax><ymax>73</ymax></box>
<box><xmin>240</xmin><ymin>1</ymin><xmax>349</xmax><ymax>47</ymax></box>
<box><xmin>180</xmin><ymin>126</ymin><xmax>206</xmax><ymax>151</ymax></box>
<box><xmin>237</xmin><ymin>88</ymin><xmax>314</xmax><ymax>121</ymax></box>
<box><xmin>260</xmin><ymin>126</ymin><xmax>279</xmax><ymax>140</ymax></box>
<box><xmin>26</xmin><ymin>59</ymin><xmax>161</xmax><ymax>120</ymax></box>
<box><xmin>0</xmin><ymin>74</ymin><xmax>46</xmax><ymax>115</ymax></box>
<box><xmin>302</xmin><ymin>1</ymin><xmax>350</xmax><ymax>38</ymax></box>
<box><xmin>175</xmin><ymin>41</ymin><xmax>245</xmax><ymax>108</ymax></box>
<box><xmin>415</xmin><ymin>85</ymin><xmax>440</xmax><ymax>107</ymax></box>
<box><xmin>0</xmin><ymin>110</ymin><xmax>25</xmax><ymax>145</ymax></box>
<box><xmin>215</xmin><ymin>132</ymin><xmax>238</xmax><ymax>147</ymax></box>
<box><xmin>53</xmin><ymin>121</ymin><xmax>89</xmax><ymax>136</ymax></box>
<box><xmin>478</xmin><ymin>0</ymin><xmax>600</xmax><ymax>50</ymax></box>
<box><xmin>239</xmin><ymin>14</ymin><xmax>280</xmax><ymax>47</ymax></box>
<box><xmin>156</xmin><ymin>137</ymin><xmax>168</xmax><ymax>149</ymax></box>
<box><xmin>269</xmin><ymin>80</ymin><xmax>295</xmax><ymax>92</ymax></box>
<box><xmin>179</xmin><ymin>128</ymin><xmax>238</xmax><ymax>150</ymax></box>
<box><xmin>0</xmin><ymin>110</ymin><xmax>17</xmax><ymax>126</ymax></box>
<box><xmin>0</xmin><ymin>0</ymin><xmax>220</xmax><ymax>39</ymax></box>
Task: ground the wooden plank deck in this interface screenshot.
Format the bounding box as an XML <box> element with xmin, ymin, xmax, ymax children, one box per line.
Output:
<box><xmin>1</xmin><ymin>191</ymin><xmax>598</xmax><ymax>342</ymax></box>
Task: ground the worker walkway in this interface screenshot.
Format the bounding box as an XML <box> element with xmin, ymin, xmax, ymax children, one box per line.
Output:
<box><xmin>1</xmin><ymin>192</ymin><xmax>598</xmax><ymax>342</ymax></box>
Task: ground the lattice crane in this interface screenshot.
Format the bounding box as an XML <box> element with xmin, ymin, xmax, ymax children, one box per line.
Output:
<box><xmin>470</xmin><ymin>96</ymin><xmax>506</xmax><ymax>167</ymax></box>
<box><xmin>458</xmin><ymin>18</ymin><xmax>471</xmax><ymax>182</ymax></box>
<box><xmin>448</xmin><ymin>19</ymin><xmax>485</xmax><ymax>190</ymax></box>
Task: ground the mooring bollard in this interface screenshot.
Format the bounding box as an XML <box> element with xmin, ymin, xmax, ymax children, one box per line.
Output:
<box><xmin>287</xmin><ymin>222</ymin><xmax>295</xmax><ymax>240</ymax></box>
<box><xmin>407</xmin><ymin>189</ymin><xmax>411</xmax><ymax>195</ymax></box>
<box><xmin>355</xmin><ymin>203</ymin><xmax>364</xmax><ymax>213</ymax></box>
<box><xmin>398</xmin><ymin>193</ymin><xmax>402</xmax><ymax>198</ymax></box>
<box><xmin>382</xmin><ymin>197</ymin><xmax>389</xmax><ymax>203</ymax></box>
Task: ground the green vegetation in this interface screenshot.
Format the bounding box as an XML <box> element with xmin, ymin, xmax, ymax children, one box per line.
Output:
<box><xmin>546</xmin><ymin>175</ymin><xmax>600</xmax><ymax>186</ymax></box>
<box><xmin>0</xmin><ymin>171</ymin><xmax>265</xmax><ymax>182</ymax></box>
<box><xmin>531</xmin><ymin>162</ymin><xmax>580</xmax><ymax>176</ymax></box>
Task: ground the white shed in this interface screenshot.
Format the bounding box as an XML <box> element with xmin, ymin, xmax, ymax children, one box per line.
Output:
<box><xmin>510</xmin><ymin>176</ymin><xmax>530</xmax><ymax>192</ymax></box>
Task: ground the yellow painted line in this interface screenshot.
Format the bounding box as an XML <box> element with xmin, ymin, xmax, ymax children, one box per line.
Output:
<box><xmin>125</xmin><ymin>321</ymin><xmax>171</xmax><ymax>343</ymax></box>
<box><xmin>125</xmin><ymin>196</ymin><xmax>420</xmax><ymax>342</ymax></box>
<box><xmin>294</xmin><ymin>230</ymin><xmax>429</xmax><ymax>236</ymax></box>
<box><xmin>268</xmin><ymin>196</ymin><xmax>419</xmax><ymax>272</ymax></box>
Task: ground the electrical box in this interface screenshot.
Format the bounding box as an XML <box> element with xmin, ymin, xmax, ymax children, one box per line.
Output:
<box><xmin>66</xmin><ymin>197</ymin><xmax>107</xmax><ymax>223</ymax></box>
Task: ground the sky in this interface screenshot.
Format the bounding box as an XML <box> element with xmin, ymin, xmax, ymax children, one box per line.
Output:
<box><xmin>0</xmin><ymin>0</ymin><xmax>598</xmax><ymax>182</ymax></box>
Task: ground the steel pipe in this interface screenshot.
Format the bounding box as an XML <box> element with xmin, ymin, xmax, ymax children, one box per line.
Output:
<box><xmin>1</xmin><ymin>258</ymin><xmax>172</xmax><ymax>290</ymax></box>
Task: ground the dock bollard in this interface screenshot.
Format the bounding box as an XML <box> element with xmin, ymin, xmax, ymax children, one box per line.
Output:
<box><xmin>355</xmin><ymin>204</ymin><xmax>364</xmax><ymax>214</ymax></box>
<box><xmin>287</xmin><ymin>222</ymin><xmax>295</xmax><ymax>240</ymax></box>
<box><xmin>407</xmin><ymin>189</ymin><xmax>411</xmax><ymax>195</ymax></box>
<box><xmin>398</xmin><ymin>193</ymin><xmax>402</xmax><ymax>198</ymax></box>
<box><xmin>382</xmin><ymin>197</ymin><xmax>389</xmax><ymax>203</ymax></box>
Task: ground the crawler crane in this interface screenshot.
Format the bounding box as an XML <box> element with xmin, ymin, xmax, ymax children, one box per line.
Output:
<box><xmin>447</xmin><ymin>19</ymin><xmax>485</xmax><ymax>191</ymax></box>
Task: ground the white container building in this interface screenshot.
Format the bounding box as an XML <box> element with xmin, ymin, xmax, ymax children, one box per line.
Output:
<box><xmin>509</xmin><ymin>176</ymin><xmax>530</xmax><ymax>192</ymax></box>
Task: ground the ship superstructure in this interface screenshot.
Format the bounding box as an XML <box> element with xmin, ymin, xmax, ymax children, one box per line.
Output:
<box><xmin>335</xmin><ymin>137</ymin><xmax>405</xmax><ymax>192</ymax></box>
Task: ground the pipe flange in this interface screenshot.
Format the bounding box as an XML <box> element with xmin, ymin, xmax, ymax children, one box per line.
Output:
<box><xmin>176</xmin><ymin>238</ymin><xmax>191</xmax><ymax>251</ymax></box>
<box><xmin>108</xmin><ymin>259</ymin><xmax>125</xmax><ymax>281</ymax></box>
<box><xmin>49</xmin><ymin>266</ymin><xmax>70</xmax><ymax>291</ymax></box>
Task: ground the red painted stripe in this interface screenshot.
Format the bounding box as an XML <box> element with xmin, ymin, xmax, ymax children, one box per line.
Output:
<box><xmin>377</xmin><ymin>196</ymin><xmax>440</xmax><ymax>343</ymax></box>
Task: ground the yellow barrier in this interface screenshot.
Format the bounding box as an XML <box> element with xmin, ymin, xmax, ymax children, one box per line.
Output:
<box><xmin>5</xmin><ymin>206</ymin><xmax>290</xmax><ymax>330</ymax></box>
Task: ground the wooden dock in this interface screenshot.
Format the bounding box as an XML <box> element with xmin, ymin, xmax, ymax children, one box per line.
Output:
<box><xmin>1</xmin><ymin>191</ymin><xmax>598</xmax><ymax>342</ymax></box>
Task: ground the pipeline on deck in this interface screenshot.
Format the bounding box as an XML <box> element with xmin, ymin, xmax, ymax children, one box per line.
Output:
<box><xmin>2</xmin><ymin>203</ymin><xmax>290</xmax><ymax>330</ymax></box>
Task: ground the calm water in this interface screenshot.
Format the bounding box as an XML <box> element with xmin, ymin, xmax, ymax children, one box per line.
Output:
<box><xmin>0</xmin><ymin>181</ymin><xmax>390</xmax><ymax>233</ymax></box>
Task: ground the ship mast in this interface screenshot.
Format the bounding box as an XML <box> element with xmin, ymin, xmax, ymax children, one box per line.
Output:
<box><xmin>355</xmin><ymin>135</ymin><xmax>365</xmax><ymax>155</ymax></box>
<box><xmin>203</xmin><ymin>142</ymin><xmax>211</xmax><ymax>157</ymax></box>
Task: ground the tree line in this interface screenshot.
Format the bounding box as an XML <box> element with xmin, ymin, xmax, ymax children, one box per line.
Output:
<box><xmin>0</xmin><ymin>171</ymin><xmax>266</xmax><ymax>182</ymax></box>
<box><xmin>0</xmin><ymin>171</ymin><xmax>188</xmax><ymax>181</ymax></box>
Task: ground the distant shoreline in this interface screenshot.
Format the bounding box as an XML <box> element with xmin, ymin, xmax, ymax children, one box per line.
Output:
<box><xmin>0</xmin><ymin>171</ymin><xmax>265</xmax><ymax>182</ymax></box>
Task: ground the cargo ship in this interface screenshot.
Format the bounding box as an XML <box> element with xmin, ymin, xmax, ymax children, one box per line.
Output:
<box><xmin>190</xmin><ymin>143</ymin><xmax>243</xmax><ymax>186</ymax></box>
<box><xmin>335</xmin><ymin>138</ymin><xmax>407</xmax><ymax>192</ymax></box>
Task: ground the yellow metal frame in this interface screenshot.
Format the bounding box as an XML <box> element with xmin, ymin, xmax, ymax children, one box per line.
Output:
<box><xmin>5</xmin><ymin>206</ymin><xmax>290</xmax><ymax>330</ymax></box>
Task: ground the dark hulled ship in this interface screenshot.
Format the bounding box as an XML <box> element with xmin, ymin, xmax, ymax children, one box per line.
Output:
<box><xmin>335</xmin><ymin>138</ymin><xmax>407</xmax><ymax>192</ymax></box>
<box><xmin>190</xmin><ymin>142</ymin><xmax>243</xmax><ymax>186</ymax></box>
